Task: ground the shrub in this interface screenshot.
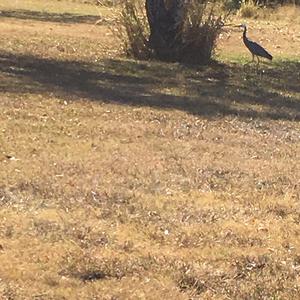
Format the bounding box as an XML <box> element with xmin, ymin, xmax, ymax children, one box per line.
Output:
<box><xmin>181</xmin><ymin>1</ymin><xmax>227</xmax><ymax>64</ymax></box>
<box><xmin>118</xmin><ymin>0</ymin><xmax>230</xmax><ymax>64</ymax></box>
<box><xmin>117</xmin><ymin>0</ymin><xmax>152</xmax><ymax>60</ymax></box>
<box><xmin>223</xmin><ymin>0</ymin><xmax>243</xmax><ymax>10</ymax></box>
<box><xmin>238</xmin><ymin>0</ymin><xmax>260</xmax><ymax>17</ymax></box>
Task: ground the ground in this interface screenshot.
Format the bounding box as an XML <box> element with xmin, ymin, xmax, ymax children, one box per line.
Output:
<box><xmin>0</xmin><ymin>1</ymin><xmax>299</xmax><ymax>299</ymax></box>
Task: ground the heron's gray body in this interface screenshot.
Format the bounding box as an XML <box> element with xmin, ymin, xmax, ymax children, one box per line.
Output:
<box><xmin>242</xmin><ymin>26</ymin><xmax>273</xmax><ymax>61</ymax></box>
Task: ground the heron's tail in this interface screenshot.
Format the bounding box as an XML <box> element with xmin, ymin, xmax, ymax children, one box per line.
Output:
<box><xmin>266</xmin><ymin>52</ymin><xmax>273</xmax><ymax>61</ymax></box>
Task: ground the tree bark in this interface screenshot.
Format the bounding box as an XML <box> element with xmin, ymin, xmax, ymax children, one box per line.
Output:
<box><xmin>145</xmin><ymin>0</ymin><xmax>185</xmax><ymax>60</ymax></box>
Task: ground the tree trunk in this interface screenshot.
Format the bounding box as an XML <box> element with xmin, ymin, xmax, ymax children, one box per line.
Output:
<box><xmin>145</xmin><ymin>0</ymin><xmax>185</xmax><ymax>60</ymax></box>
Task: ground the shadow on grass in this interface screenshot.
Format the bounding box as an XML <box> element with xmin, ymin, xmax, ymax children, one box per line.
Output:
<box><xmin>0</xmin><ymin>50</ymin><xmax>299</xmax><ymax>120</ymax></box>
<box><xmin>0</xmin><ymin>9</ymin><xmax>105</xmax><ymax>24</ymax></box>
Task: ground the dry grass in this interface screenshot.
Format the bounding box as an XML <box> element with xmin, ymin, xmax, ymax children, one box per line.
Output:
<box><xmin>0</xmin><ymin>0</ymin><xmax>97</xmax><ymax>16</ymax></box>
<box><xmin>0</xmin><ymin>1</ymin><xmax>300</xmax><ymax>299</ymax></box>
<box><xmin>259</xmin><ymin>5</ymin><xmax>300</xmax><ymax>22</ymax></box>
<box><xmin>236</xmin><ymin>2</ymin><xmax>300</xmax><ymax>21</ymax></box>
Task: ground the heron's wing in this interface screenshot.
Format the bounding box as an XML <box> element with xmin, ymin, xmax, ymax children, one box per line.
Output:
<box><xmin>247</xmin><ymin>39</ymin><xmax>273</xmax><ymax>60</ymax></box>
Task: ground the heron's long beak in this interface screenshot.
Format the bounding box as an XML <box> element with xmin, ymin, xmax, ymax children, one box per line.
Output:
<box><xmin>222</xmin><ymin>23</ymin><xmax>236</xmax><ymax>27</ymax></box>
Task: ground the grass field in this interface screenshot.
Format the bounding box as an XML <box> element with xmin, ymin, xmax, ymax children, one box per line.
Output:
<box><xmin>0</xmin><ymin>1</ymin><xmax>300</xmax><ymax>299</ymax></box>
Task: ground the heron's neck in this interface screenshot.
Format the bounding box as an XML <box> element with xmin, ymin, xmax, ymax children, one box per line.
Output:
<box><xmin>243</xmin><ymin>27</ymin><xmax>247</xmax><ymax>40</ymax></box>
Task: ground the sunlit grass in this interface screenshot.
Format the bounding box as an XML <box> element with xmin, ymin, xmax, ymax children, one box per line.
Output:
<box><xmin>0</xmin><ymin>0</ymin><xmax>116</xmax><ymax>18</ymax></box>
<box><xmin>0</xmin><ymin>1</ymin><xmax>299</xmax><ymax>299</ymax></box>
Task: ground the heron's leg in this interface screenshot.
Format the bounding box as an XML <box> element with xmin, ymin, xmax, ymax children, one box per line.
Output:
<box><xmin>249</xmin><ymin>55</ymin><xmax>257</xmax><ymax>72</ymax></box>
<box><xmin>255</xmin><ymin>56</ymin><xmax>262</xmax><ymax>74</ymax></box>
